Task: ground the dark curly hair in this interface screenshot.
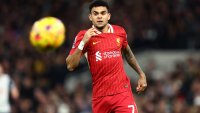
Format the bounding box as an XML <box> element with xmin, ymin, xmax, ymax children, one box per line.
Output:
<box><xmin>89</xmin><ymin>0</ymin><xmax>110</xmax><ymax>13</ymax></box>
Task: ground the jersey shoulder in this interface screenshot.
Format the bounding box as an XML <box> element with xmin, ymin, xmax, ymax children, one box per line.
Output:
<box><xmin>0</xmin><ymin>74</ymin><xmax>10</xmax><ymax>82</ymax></box>
<box><xmin>76</xmin><ymin>30</ymin><xmax>87</xmax><ymax>38</ymax></box>
<box><xmin>111</xmin><ymin>25</ymin><xmax>126</xmax><ymax>34</ymax></box>
<box><xmin>111</xmin><ymin>25</ymin><xmax>127</xmax><ymax>37</ymax></box>
<box><xmin>73</xmin><ymin>30</ymin><xmax>87</xmax><ymax>43</ymax></box>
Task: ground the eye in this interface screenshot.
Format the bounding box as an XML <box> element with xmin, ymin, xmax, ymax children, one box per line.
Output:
<box><xmin>101</xmin><ymin>12</ymin><xmax>106</xmax><ymax>15</ymax></box>
<box><xmin>93</xmin><ymin>12</ymin><xmax>98</xmax><ymax>16</ymax></box>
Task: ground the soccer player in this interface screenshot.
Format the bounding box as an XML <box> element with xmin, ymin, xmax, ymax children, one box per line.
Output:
<box><xmin>66</xmin><ymin>0</ymin><xmax>147</xmax><ymax>113</ymax></box>
<box><xmin>0</xmin><ymin>63</ymin><xmax>19</xmax><ymax>113</ymax></box>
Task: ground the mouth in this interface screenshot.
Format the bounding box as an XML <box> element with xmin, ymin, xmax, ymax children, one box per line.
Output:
<box><xmin>97</xmin><ymin>21</ymin><xmax>103</xmax><ymax>23</ymax></box>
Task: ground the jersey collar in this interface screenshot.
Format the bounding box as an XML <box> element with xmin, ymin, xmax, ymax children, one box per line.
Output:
<box><xmin>92</xmin><ymin>24</ymin><xmax>114</xmax><ymax>33</ymax></box>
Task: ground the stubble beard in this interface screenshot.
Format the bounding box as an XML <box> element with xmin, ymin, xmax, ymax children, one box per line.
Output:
<box><xmin>94</xmin><ymin>23</ymin><xmax>108</xmax><ymax>31</ymax></box>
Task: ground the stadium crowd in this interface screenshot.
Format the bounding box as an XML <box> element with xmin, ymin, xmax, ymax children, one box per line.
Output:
<box><xmin>0</xmin><ymin>0</ymin><xmax>200</xmax><ymax>113</ymax></box>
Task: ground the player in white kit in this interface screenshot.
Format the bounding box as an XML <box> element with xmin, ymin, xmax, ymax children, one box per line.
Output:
<box><xmin>0</xmin><ymin>63</ymin><xmax>19</xmax><ymax>113</ymax></box>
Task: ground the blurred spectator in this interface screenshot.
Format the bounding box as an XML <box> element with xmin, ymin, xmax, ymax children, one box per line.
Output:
<box><xmin>0</xmin><ymin>62</ymin><xmax>19</xmax><ymax>113</ymax></box>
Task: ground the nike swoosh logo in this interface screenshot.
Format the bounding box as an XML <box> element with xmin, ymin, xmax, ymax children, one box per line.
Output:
<box><xmin>93</xmin><ymin>41</ymin><xmax>101</xmax><ymax>45</ymax></box>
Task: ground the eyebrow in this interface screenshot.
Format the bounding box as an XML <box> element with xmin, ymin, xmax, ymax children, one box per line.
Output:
<box><xmin>93</xmin><ymin>10</ymin><xmax>107</xmax><ymax>14</ymax></box>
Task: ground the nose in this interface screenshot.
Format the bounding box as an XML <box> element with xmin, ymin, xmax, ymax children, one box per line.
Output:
<box><xmin>97</xmin><ymin>14</ymin><xmax>102</xmax><ymax>19</ymax></box>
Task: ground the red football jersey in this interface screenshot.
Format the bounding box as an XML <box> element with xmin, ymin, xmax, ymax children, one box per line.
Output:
<box><xmin>69</xmin><ymin>24</ymin><xmax>132</xmax><ymax>97</ymax></box>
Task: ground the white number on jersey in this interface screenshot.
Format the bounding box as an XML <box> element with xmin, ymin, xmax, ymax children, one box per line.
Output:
<box><xmin>128</xmin><ymin>105</ymin><xmax>135</xmax><ymax>113</ymax></box>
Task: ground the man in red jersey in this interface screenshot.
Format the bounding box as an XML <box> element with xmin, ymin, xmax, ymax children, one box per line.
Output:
<box><xmin>66</xmin><ymin>0</ymin><xmax>147</xmax><ymax>112</ymax></box>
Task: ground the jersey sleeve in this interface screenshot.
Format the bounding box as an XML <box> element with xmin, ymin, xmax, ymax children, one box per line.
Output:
<box><xmin>69</xmin><ymin>31</ymin><xmax>86</xmax><ymax>55</ymax></box>
<box><xmin>122</xmin><ymin>28</ymin><xmax>128</xmax><ymax>49</ymax></box>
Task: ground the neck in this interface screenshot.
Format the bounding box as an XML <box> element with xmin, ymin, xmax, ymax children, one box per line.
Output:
<box><xmin>95</xmin><ymin>24</ymin><xmax>109</xmax><ymax>33</ymax></box>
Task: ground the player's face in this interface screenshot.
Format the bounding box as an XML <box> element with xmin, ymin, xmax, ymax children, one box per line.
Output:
<box><xmin>89</xmin><ymin>6</ymin><xmax>111</xmax><ymax>30</ymax></box>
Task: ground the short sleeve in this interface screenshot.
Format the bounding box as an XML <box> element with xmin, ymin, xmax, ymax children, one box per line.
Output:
<box><xmin>69</xmin><ymin>31</ymin><xmax>86</xmax><ymax>55</ymax></box>
<box><xmin>122</xmin><ymin>28</ymin><xmax>128</xmax><ymax>49</ymax></box>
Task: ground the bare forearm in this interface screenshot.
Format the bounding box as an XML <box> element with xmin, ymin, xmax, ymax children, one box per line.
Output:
<box><xmin>11</xmin><ymin>87</ymin><xmax>19</xmax><ymax>100</ymax></box>
<box><xmin>123</xmin><ymin>45</ymin><xmax>145</xmax><ymax>77</ymax></box>
<box><xmin>66</xmin><ymin>49</ymin><xmax>82</xmax><ymax>71</ymax></box>
<box><xmin>126</xmin><ymin>55</ymin><xmax>144</xmax><ymax>76</ymax></box>
<box><xmin>123</xmin><ymin>45</ymin><xmax>147</xmax><ymax>92</ymax></box>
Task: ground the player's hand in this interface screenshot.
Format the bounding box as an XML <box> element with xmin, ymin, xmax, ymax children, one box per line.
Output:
<box><xmin>136</xmin><ymin>74</ymin><xmax>147</xmax><ymax>94</ymax></box>
<box><xmin>82</xmin><ymin>28</ymin><xmax>101</xmax><ymax>44</ymax></box>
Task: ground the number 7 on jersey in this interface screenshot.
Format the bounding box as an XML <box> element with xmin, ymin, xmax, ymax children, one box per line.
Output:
<box><xmin>128</xmin><ymin>105</ymin><xmax>135</xmax><ymax>113</ymax></box>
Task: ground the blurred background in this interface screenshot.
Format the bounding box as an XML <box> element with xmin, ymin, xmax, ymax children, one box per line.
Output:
<box><xmin>0</xmin><ymin>0</ymin><xmax>200</xmax><ymax>113</ymax></box>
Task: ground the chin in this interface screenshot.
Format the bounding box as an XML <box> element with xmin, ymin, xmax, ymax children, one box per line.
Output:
<box><xmin>95</xmin><ymin>24</ymin><xmax>106</xmax><ymax>30</ymax></box>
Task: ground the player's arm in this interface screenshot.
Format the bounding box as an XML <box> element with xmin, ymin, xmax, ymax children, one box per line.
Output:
<box><xmin>66</xmin><ymin>28</ymin><xmax>99</xmax><ymax>71</ymax></box>
<box><xmin>10</xmin><ymin>80</ymin><xmax>19</xmax><ymax>100</ymax></box>
<box><xmin>122</xmin><ymin>45</ymin><xmax>147</xmax><ymax>93</ymax></box>
<box><xmin>66</xmin><ymin>49</ymin><xmax>83</xmax><ymax>71</ymax></box>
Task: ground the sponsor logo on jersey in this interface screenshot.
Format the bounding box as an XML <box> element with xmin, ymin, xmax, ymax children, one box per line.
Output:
<box><xmin>95</xmin><ymin>51</ymin><xmax>102</xmax><ymax>61</ymax></box>
<box><xmin>103</xmin><ymin>51</ymin><xmax>120</xmax><ymax>58</ymax></box>
<box><xmin>95</xmin><ymin>50</ymin><xmax>120</xmax><ymax>61</ymax></box>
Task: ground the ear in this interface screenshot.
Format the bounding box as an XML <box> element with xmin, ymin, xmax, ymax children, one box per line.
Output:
<box><xmin>108</xmin><ymin>13</ymin><xmax>111</xmax><ymax>21</ymax></box>
<box><xmin>89</xmin><ymin>14</ymin><xmax>92</xmax><ymax>21</ymax></box>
